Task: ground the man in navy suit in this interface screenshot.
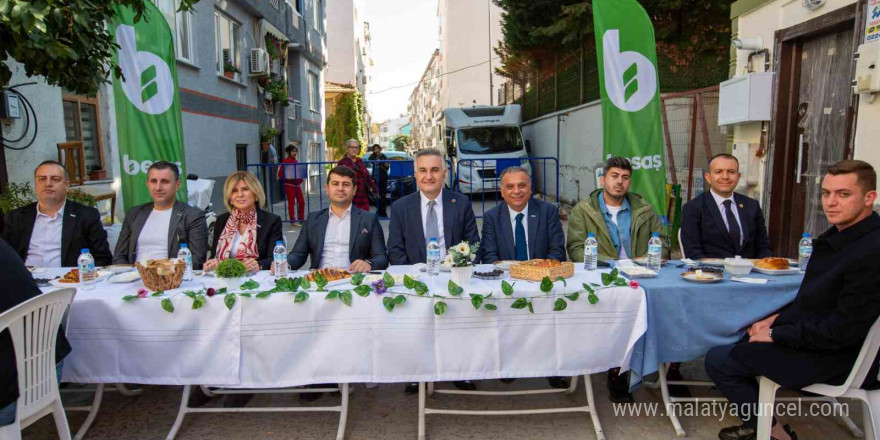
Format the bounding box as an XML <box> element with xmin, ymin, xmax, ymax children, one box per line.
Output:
<box><xmin>387</xmin><ymin>148</ymin><xmax>480</xmax><ymax>266</ymax></box>
<box><xmin>681</xmin><ymin>153</ymin><xmax>772</xmax><ymax>260</ymax></box>
<box><xmin>481</xmin><ymin>167</ymin><xmax>565</xmax><ymax>263</ymax></box>
<box><xmin>387</xmin><ymin>148</ymin><xmax>480</xmax><ymax>393</ymax></box>
<box><xmin>278</xmin><ymin>165</ymin><xmax>388</xmax><ymax>272</ymax></box>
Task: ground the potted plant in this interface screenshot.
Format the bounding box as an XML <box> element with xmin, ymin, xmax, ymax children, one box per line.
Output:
<box><xmin>223</xmin><ymin>60</ymin><xmax>240</xmax><ymax>79</ymax></box>
<box><xmin>87</xmin><ymin>165</ymin><xmax>106</xmax><ymax>181</ymax></box>
<box><xmin>260</xmin><ymin>125</ymin><xmax>279</xmax><ymax>151</ymax></box>
<box><xmin>214</xmin><ymin>259</ymin><xmax>248</xmax><ymax>290</ymax></box>
<box><xmin>265</xmin><ymin>78</ymin><xmax>290</xmax><ymax>107</ymax></box>
<box><xmin>444</xmin><ymin>241</ymin><xmax>480</xmax><ymax>292</ymax></box>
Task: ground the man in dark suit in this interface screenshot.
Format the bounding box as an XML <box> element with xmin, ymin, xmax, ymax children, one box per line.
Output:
<box><xmin>2</xmin><ymin>160</ymin><xmax>112</xmax><ymax>267</ymax></box>
<box><xmin>280</xmin><ymin>165</ymin><xmax>388</xmax><ymax>272</ymax></box>
<box><xmin>387</xmin><ymin>148</ymin><xmax>480</xmax><ymax>393</ymax></box>
<box><xmin>705</xmin><ymin>160</ymin><xmax>880</xmax><ymax>440</ymax></box>
<box><xmin>114</xmin><ymin>161</ymin><xmax>208</xmax><ymax>269</ymax></box>
<box><xmin>681</xmin><ymin>153</ymin><xmax>772</xmax><ymax>259</ymax></box>
<box><xmin>387</xmin><ymin>148</ymin><xmax>480</xmax><ymax>266</ymax></box>
<box><xmin>0</xmin><ymin>238</ymin><xmax>71</xmax><ymax>424</ymax></box>
<box><xmin>481</xmin><ymin>166</ymin><xmax>565</xmax><ymax>263</ymax></box>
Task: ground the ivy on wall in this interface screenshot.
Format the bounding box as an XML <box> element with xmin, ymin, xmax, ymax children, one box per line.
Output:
<box><xmin>325</xmin><ymin>92</ymin><xmax>367</xmax><ymax>160</ymax></box>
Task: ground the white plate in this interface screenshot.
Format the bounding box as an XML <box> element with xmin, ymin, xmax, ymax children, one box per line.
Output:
<box><xmin>109</xmin><ymin>271</ymin><xmax>142</xmax><ymax>283</ymax></box>
<box><xmin>414</xmin><ymin>263</ymin><xmax>450</xmax><ymax>273</ymax></box>
<box><xmin>619</xmin><ymin>266</ymin><xmax>658</xmax><ymax>278</ymax></box>
<box><xmin>492</xmin><ymin>261</ymin><xmax>519</xmax><ymax>270</ymax></box>
<box><xmin>632</xmin><ymin>257</ymin><xmax>668</xmax><ymax>266</ymax></box>
<box><xmin>105</xmin><ymin>264</ymin><xmax>137</xmax><ymax>274</ymax></box>
<box><xmin>753</xmin><ymin>267</ymin><xmax>801</xmax><ymax>275</ymax></box>
<box><xmin>680</xmin><ymin>272</ymin><xmax>723</xmax><ymax>283</ymax></box>
<box><xmin>50</xmin><ymin>270</ymin><xmax>113</xmax><ymax>287</ymax></box>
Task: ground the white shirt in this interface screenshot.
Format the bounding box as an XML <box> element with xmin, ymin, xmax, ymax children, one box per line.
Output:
<box><xmin>136</xmin><ymin>208</ymin><xmax>173</xmax><ymax>263</ymax></box>
<box><xmin>420</xmin><ymin>190</ymin><xmax>446</xmax><ymax>259</ymax></box>
<box><xmin>508</xmin><ymin>202</ymin><xmax>529</xmax><ymax>259</ymax></box>
<box><xmin>710</xmin><ymin>188</ymin><xmax>743</xmax><ymax>245</ymax></box>
<box><xmin>321</xmin><ymin>205</ymin><xmax>352</xmax><ymax>268</ymax></box>
<box><xmin>228</xmin><ymin>231</ymin><xmax>242</xmax><ymax>259</ymax></box>
<box><xmin>25</xmin><ymin>203</ymin><xmax>65</xmax><ymax>268</ymax></box>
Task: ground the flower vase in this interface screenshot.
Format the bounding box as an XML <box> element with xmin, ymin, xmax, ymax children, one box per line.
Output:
<box><xmin>450</xmin><ymin>266</ymin><xmax>474</xmax><ymax>292</ymax></box>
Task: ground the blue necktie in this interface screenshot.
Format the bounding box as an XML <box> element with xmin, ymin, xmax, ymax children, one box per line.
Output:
<box><xmin>515</xmin><ymin>213</ymin><xmax>528</xmax><ymax>261</ymax></box>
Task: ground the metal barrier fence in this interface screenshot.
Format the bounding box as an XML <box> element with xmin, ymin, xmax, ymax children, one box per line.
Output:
<box><xmin>247</xmin><ymin>156</ymin><xmax>560</xmax><ymax>222</ymax></box>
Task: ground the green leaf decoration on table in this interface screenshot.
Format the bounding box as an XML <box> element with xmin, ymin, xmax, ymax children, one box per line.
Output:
<box><xmin>300</xmin><ymin>277</ymin><xmax>311</xmax><ymax>290</ymax></box>
<box><xmin>161</xmin><ymin>298</ymin><xmax>174</xmax><ymax>313</ymax></box>
<box><xmin>218</xmin><ymin>287</ymin><xmax>228</xmax><ymax>295</ymax></box>
<box><xmin>224</xmin><ymin>293</ymin><xmax>236</xmax><ymax>310</ymax></box>
<box><xmin>239</xmin><ymin>292</ymin><xmax>252</xmax><ymax>298</ymax></box>
<box><xmin>470</xmin><ymin>294</ymin><xmax>484</xmax><ymax>310</ymax></box>
<box><xmin>613</xmin><ymin>277</ymin><xmax>628</xmax><ymax>286</ymax></box>
<box><xmin>501</xmin><ymin>280</ymin><xmax>515</xmax><ymax>296</ymax></box>
<box><xmin>340</xmin><ymin>290</ymin><xmax>353</xmax><ymax>307</ymax></box>
<box><xmin>350</xmin><ymin>273</ymin><xmax>365</xmax><ymax>286</ymax></box>
<box><xmin>255</xmin><ymin>290</ymin><xmax>272</xmax><ymax>299</ymax></box>
<box><xmin>448</xmin><ymin>280</ymin><xmax>464</xmax><ymax>296</ymax></box>
<box><xmin>326</xmin><ymin>291</ymin><xmax>340</xmax><ymax>300</ymax></box>
<box><xmin>354</xmin><ymin>285</ymin><xmax>372</xmax><ymax>297</ymax></box>
<box><xmin>183</xmin><ymin>290</ymin><xmax>197</xmax><ymax>299</ymax></box>
<box><xmin>610</xmin><ymin>268</ymin><xmax>619</xmax><ymax>279</ymax></box>
<box><xmin>276</xmin><ymin>277</ymin><xmax>301</xmax><ymax>292</ymax></box>
<box><xmin>393</xmin><ymin>295</ymin><xmax>406</xmax><ymax>305</ymax></box>
<box><xmin>403</xmin><ymin>274</ymin><xmax>416</xmax><ymax>289</ymax></box>
<box><xmin>383</xmin><ymin>296</ymin><xmax>396</xmax><ymax>312</ymax></box>
<box><xmin>122</xmin><ymin>295</ymin><xmax>138</xmax><ymax>301</ymax></box>
<box><xmin>555</xmin><ymin>276</ymin><xmax>567</xmax><ymax>287</ymax></box>
<box><xmin>383</xmin><ymin>272</ymin><xmax>395</xmax><ymax>287</ymax></box>
<box><xmin>434</xmin><ymin>301</ymin><xmax>448</xmax><ymax>316</ymax></box>
<box><xmin>588</xmin><ymin>292</ymin><xmax>599</xmax><ymax>305</ymax></box>
<box><xmin>192</xmin><ymin>294</ymin><xmax>206</xmax><ymax>310</ymax></box>
<box><xmin>601</xmin><ymin>272</ymin><xmax>613</xmax><ymax>286</ymax></box>
<box><xmin>554</xmin><ymin>298</ymin><xmax>568</xmax><ymax>311</ymax></box>
<box><xmin>484</xmin><ymin>303</ymin><xmax>498</xmax><ymax>311</ymax></box>
<box><xmin>314</xmin><ymin>273</ymin><xmax>329</xmax><ymax>291</ymax></box>
<box><xmin>511</xmin><ymin>298</ymin><xmax>529</xmax><ymax>309</ymax></box>
<box><xmin>582</xmin><ymin>283</ymin><xmax>595</xmax><ymax>294</ymax></box>
<box><xmin>565</xmin><ymin>292</ymin><xmax>580</xmax><ymax>301</ymax></box>
<box><xmin>240</xmin><ymin>279</ymin><xmax>260</xmax><ymax>290</ymax></box>
<box><xmin>413</xmin><ymin>281</ymin><xmax>429</xmax><ymax>296</ymax></box>
<box><xmin>151</xmin><ymin>290</ymin><xmax>164</xmax><ymax>297</ymax></box>
<box><xmin>540</xmin><ymin>276</ymin><xmax>554</xmax><ymax>293</ymax></box>
<box><xmin>527</xmin><ymin>301</ymin><xmax>535</xmax><ymax>314</ymax></box>
<box><xmin>294</xmin><ymin>291</ymin><xmax>309</xmax><ymax>303</ymax></box>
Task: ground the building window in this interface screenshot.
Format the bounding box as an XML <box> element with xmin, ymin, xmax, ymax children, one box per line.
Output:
<box><xmin>215</xmin><ymin>11</ymin><xmax>240</xmax><ymax>79</ymax></box>
<box><xmin>308</xmin><ymin>71</ymin><xmax>319</xmax><ymax>112</ymax></box>
<box><xmin>236</xmin><ymin>144</ymin><xmax>248</xmax><ymax>171</ymax></box>
<box><xmin>155</xmin><ymin>0</ymin><xmax>194</xmax><ymax>63</ymax></box>
<box><xmin>62</xmin><ymin>94</ymin><xmax>104</xmax><ymax>177</ymax></box>
<box><xmin>313</xmin><ymin>0</ymin><xmax>324</xmax><ymax>34</ymax></box>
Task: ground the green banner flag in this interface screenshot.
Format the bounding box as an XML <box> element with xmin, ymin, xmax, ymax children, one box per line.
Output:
<box><xmin>593</xmin><ymin>0</ymin><xmax>667</xmax><ymax>217</ymax></box>
<box><xmin>110</xmin><ymin>3</ymin><xmax>187</xmax><ymax>211</ymax></box>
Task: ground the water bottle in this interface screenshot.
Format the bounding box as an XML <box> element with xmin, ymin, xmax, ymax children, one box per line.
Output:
<box><xmin>583</xmin><ymin>233</ymin><xmax>598</xmax><ymax>271</ymax></box>
<box><xmin>647</xmin><ymin>232</ymin><xmax>662</xmax><ymax>272</ymax></box>
<box><xmin>273</xmin><ymin>240</ymin><xmax>288</xmax><ymax>279</ymax></box>
<box><xmin>798</xmin><ymin>233</ymin><xmax>812</xmax><ymax>273</ymax></box>
<box><xmin>178</xmin><ymin>243</ymin><xmax>193</xmax><ymax>281</ymax></box>
<box><xmin>77</xmin><ymin>248</ymin><xmax>96</xmax><ymax>290</ymax></box>
<box><xmin>426</xmin><ymin>237</ymin><xmax>441</xmax><ymax>276</ymax></box>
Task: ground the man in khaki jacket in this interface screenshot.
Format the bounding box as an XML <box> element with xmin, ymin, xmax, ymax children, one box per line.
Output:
<box><xmin>566</xmin><ymin>156</ymin><xmax>669</xmax><ymax>403</ymax></box>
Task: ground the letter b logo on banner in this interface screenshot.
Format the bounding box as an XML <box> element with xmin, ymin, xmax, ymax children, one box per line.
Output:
<box><xmin>116</xmin><ymin>24</ymin><xmax>174</xmax><ymax>115</ymax></box>
<box><xmin>602</xmin><ymin>29</ymin><xmax>657</xmax><ymax>113</ymax></box>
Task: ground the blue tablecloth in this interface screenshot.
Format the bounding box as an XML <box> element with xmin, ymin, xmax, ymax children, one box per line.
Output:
<box><xmin>624</xmin><ymin>261</ymin><xmax>803</xmax><ymax>388</ymax></box>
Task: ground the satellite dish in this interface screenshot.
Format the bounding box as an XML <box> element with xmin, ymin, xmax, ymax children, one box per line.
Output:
<box><xmin>802</xmin><ymin>0</ymin><xmax>825</xmax><ymax>10</ymax></box>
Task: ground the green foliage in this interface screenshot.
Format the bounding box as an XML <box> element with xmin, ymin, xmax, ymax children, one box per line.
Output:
<box><xmin>391</xmin><ymin>134</ymin><xmax>411</xmax><ymax>152</ymax></box>
<box><xmin>325</xmin><ymin>92</ymin><xmax>366</xmax><ymax>160</ymax></box>
<box><xmin>0</xmin><ymin>0</ymin><xmax>199</xmax><ymax>94</ymax></box>
<box><xmin>215</xmin><ymin>259</ymin><xmax>247</xmax><ymax>279</ymax></box>
<box><xmin>263</xmin><ymin>78</ymin><xmax>289</xmax><ymax>106</ymax></box>
<box><xmin>0</xmin><ymin>182</ymin><xmax>96</xmax><ymax>214</ymax></box>
<box><xmin>260</xmin><ymin>125</ymin><xmax>279</xmax><ymax>143</ymax></box>
<box><xmin>240</xmin><ymin>279</ymin><xmax>260</xmax><ymax>290</ymax></box>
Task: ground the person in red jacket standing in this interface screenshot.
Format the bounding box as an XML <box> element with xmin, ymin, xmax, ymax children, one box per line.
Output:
<box><xmin>278</xmin><ymin>144</ymin><xmax>305</xmax><ymax>225</ymax></box>
<box><xmin>337</xmin><ymin>139</ymin><xmax>377</xmax><ymax>212</ymax></box>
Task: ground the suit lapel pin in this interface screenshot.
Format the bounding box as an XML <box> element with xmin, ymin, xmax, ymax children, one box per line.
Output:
<box><xmin>361</xmin><ymin>228</ymin><xmax>369</xmax><ymax>234</ymax></box>
<box><xmin>451</xmin><ymin>198</ymin><xmax>456</xmax><ymax>204</ymax></box>
<box><xmin>530</xmin><ymin>214</ymin><xmax>536</xmax><ymax>218</ymax></box>
<box><xmin>738</xmin><ymin>204</ymin><xmax>744</xmax><ymax>209</ymax></box>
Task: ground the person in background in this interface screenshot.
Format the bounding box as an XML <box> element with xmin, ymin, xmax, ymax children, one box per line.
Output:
<box><xmin>367</xmin><ymin>144</ymin><xmax>390</xmax><ymax>217</ymax></box>
<box><xmin>337</xmin><ymin>139</ymin><xmax>378</xmax><ymax>212</ymax></box>
<box><xmin>203</xmin><ymin>171</ymin><xmax>283</xmax><ymax>274</ymax></box>
<box><xmin>705</xmin><ymin>160</ymin><xmax>880</xmax><ymax>440</ymax></box>
<box><xmin>114</xmin><ymin>161</ymin><xmax>208</xmax><ymax>268</ymax></box>
<box><xmin>2</xmin><ymin>160</ymin><xmax>111</xmax><ymax>267</ymax></box>
<box><xmin>279</xmin><ymin>144</ymin><xmax>306</xmax><ymax>227</ymax></box>
<box><xmin>680</xmin><ymin>153</ymin><xmax>772</xmax><ymax>259</ymax></box>
<box><xmin>566</xmin><ymin>156</ymin><xmax>669</xmax><ymax>403</ymax></box>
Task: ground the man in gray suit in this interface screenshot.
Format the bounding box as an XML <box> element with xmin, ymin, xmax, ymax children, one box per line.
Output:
<box><xmin>280</xmin><ymin>165</ymin><xmax>388</xmax><ymax>272</ymax></box>
<box><xmin>113</xmin><ymin>161</ymin><xmax>208</xmax><ymax>269</ymax></box>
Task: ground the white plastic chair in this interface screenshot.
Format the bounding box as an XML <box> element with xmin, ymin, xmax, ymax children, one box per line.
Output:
<box><xmin>0</xmin><ymin>288</ymin><xmax>76</xmax><ymax>440</ymax></box>
<box><xmin>678</xmin><ymin>228</ymin><xmax>686</xmax><ymax>260</ymax></box>
<box><xmin>756</xmin><ymin>316</ymin><xmax>880</xmax><ymax>440</ymax></box>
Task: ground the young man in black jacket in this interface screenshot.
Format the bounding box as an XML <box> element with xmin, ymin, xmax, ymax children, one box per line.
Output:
<box><xmin>705</xmin><ymin>160</ymin><xmax>880</xmax><ymax>440</ymax></box>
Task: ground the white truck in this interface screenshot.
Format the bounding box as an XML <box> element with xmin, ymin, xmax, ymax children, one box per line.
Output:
<box><xmin>440</xmin><ymin>104</ymin><xmax>531</xmax><ymax>193</ymax></box>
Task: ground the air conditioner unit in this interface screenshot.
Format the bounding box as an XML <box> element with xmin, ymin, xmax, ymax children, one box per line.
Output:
<box><xmin>250</xmin><ymin>48</ymin><xmax>269</xmax><ymax>75</ymax></box>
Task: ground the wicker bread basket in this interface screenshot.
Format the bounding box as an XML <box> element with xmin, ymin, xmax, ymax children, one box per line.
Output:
<box><xmin>136</xmin><ymin>259</ymin><xmax>185</xmax><ymax>291</ymax></box>
<box><xmin>509</xmin><ymin>259</ymin><xmax>574</xmax><ymax>281</ymax></box>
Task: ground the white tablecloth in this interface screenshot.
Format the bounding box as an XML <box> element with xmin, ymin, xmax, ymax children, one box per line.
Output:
<box><xmin>44</xmin><ymin>265</ymin><xmax>647</xmax><ymax>387</ymax></box>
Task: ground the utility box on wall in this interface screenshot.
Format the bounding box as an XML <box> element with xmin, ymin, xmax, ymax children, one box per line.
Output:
<box><xmin>718</xmin><ymin>72</ymin><xmax>774</xmax><ymax>125</ymax></box>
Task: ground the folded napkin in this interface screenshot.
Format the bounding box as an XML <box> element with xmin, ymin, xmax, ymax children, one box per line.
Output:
<box><xmin>731</xmin><ymin>276</ymin><xmax>770</xmax><ymax>284</ymax></box>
